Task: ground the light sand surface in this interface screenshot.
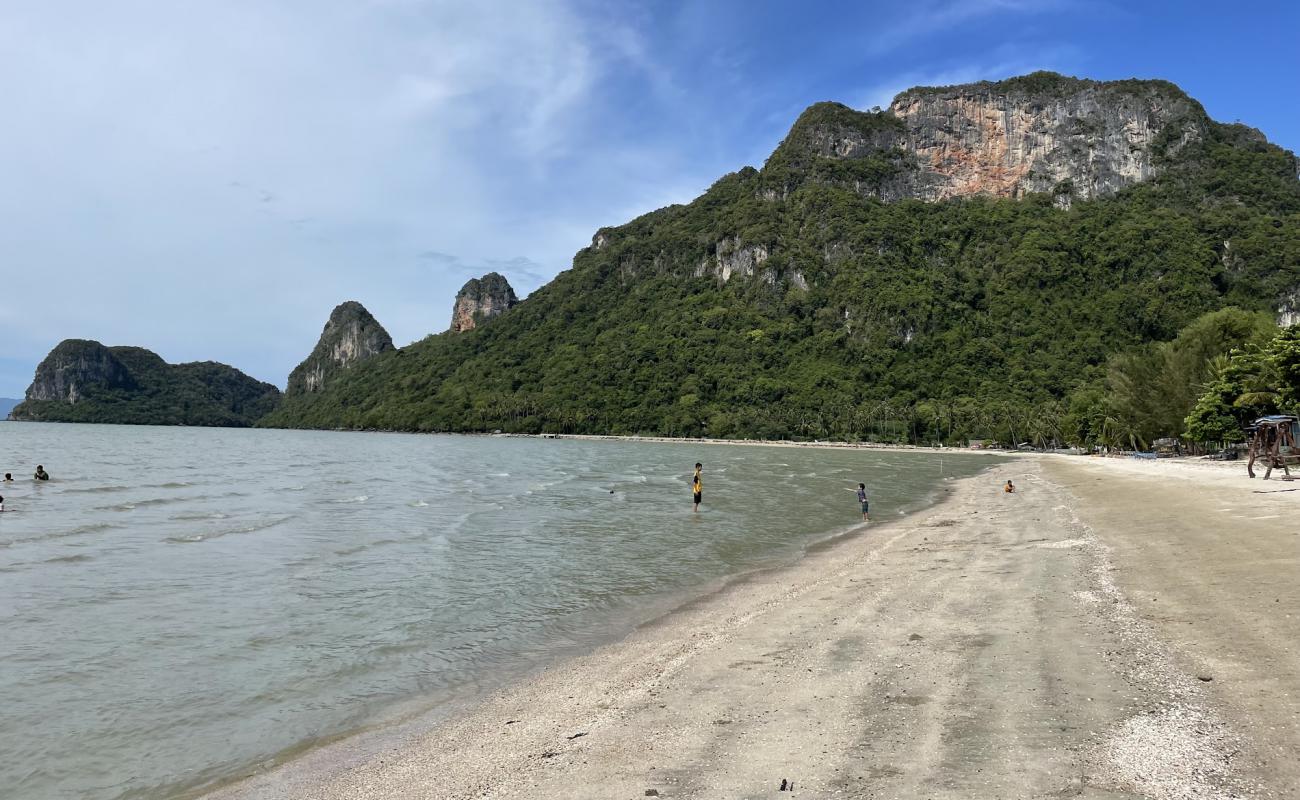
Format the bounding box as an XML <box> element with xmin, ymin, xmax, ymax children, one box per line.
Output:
<box><xmin>210</xmin><ymin>456</ymin><xmax>1298</xmax><ymax>799</ymax></box>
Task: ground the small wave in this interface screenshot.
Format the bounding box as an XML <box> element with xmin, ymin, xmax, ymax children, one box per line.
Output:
<box><xmin>69</xmin><ymin>522</ymin><xmax>114</xmax><ymax>535</ymax></box>
<box><xmin>164</xmin><ymin>515</ymin><xmax>294</xmax><ymax>544</ymax></box>
<box><xmin>98</xmin><ymin>496</ymin><xmax>194</xmax><ymax>512</ymax></box>
<box><xmin>7</xmin><ymin>522</ymin><xmax>117</xmax><ymax>546</ymax></box>
<box><xmin>165</xmin><ymin>534</ymin><xmax>207</xmax><ymax>544</ymax></box>
<box><xmin>171</xmin><ymin>512</ymin><xmax>229</xmax><ymax>521</ymax></box>
<box><xmin>488</xmin><ymin>472</ymin><xmax>510</xmax><ymax>477</ymax></box>
<box><xmin>338</xmin><ymin>495</ymin><xmax>369</xmax><ymax>504</ymax></box>
<box><xmin>44</xmin><ymin>554</ymin><xmax>93</xmax><ymax>564</ymax></box>
<box><xmin>234</xmin><ymin>517</ymin><xmax>294</xmax><ymax>534</ymax></box>
<box><xmin>334</xmin><ymin>538</ymin><xmax>401</xmax><ymax>556</ymax></box>
<box><xmin>410</xmin><ymin>500</ymin><xmax>429</xmax><ymax>507</ymax></box>
<box><xmin>62</xmin><ymin>485</ymin><xmax>131</xmax><ymax>494</ymax></box>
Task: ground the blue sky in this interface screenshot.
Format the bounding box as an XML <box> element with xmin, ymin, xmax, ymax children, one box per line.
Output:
<box><xmin>2</xmin><ymin>0</ymin><xmax>1298</xmax><ymax>397</ymax></box>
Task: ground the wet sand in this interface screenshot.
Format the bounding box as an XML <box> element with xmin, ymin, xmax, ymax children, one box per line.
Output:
<box><xmin>210</xmin><ymin>456</ymin><xmax>1299</xmax><ymax>799</ymax></box>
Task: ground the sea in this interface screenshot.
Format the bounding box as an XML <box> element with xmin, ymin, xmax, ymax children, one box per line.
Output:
<box><xmin>0</xmin><ymin>423</ymin><xmax>995</xmax><ymax>799</ymax></box>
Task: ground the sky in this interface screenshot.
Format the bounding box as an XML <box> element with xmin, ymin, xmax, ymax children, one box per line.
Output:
<box><xmin>2</xmin><ymin>0</ymin><xmax>1298</xmax><ymax>397</ymax></box>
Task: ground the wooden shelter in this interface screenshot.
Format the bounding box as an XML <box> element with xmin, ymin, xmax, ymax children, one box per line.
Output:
<box><xmin>1152</xmin><ymin>437</ymin><xmax>1182</xmax><ymax>457</ymax></box>
<box><xmin>1245</xmin><ymin>415</ymin><xmax>1300</xmax><ymax>479</ymax></box>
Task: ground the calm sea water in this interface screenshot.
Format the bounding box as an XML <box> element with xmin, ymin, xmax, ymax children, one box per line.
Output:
<box><xmin>0</xmin><ymin>423</ymin><xmax>994</xmax><ymax>799</ymax></box>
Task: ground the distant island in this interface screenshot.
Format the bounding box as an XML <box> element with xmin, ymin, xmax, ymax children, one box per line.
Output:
<box><xmin>11</xmin><ymin>340</ymin><xmax>281</xmax><ymax>427</ymax></box>
<box><xmin>13</xmin><ymin>72</ymin><xmax>1300</xmax><ymax>445</ymax></box>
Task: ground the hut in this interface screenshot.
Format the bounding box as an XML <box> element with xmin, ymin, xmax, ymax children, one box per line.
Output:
<box><xmin>1152</xmin><ymin>437</ymin><xmax>1182</xmax><ymax>458</ymax></box>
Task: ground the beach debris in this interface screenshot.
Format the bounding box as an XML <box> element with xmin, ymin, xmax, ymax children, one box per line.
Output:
<box><xmin>908</xmin><ymin>633</ymin><xmax>924</xmax><ymax>641</ymax></box>
<box><xmin>644</xmin><ymin>790</ymin><xmax>659</xmax><ymax>797</ymax></box>
<box><xmin>540</xmin><ymin>750</ymin><xmax>559</xmax><ymax>759</ymax></box>
<box><xmin>566</xmin><ymin>731</ymin><xmax>588</xmax><ymax>740</ymax></box>
<box><xmin>1197</xmin><ymin>675</ymin><xmax>1214</xmax><ymax>682</ymax></box>
<box><xmin>505</xmin><ymin>719</ymin><xmax>519</xmax><ymax>725</ymax></box>
<box><xmin>778</xmin><ymin>778</ymin><xmax>794</xmax><ymax>791</ymax></box>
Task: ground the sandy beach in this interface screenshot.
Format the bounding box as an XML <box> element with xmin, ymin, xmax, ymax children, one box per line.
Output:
<box><xmin>209</xmin><ymin>454</ymin><xmax>1299</xmax><ymax>799</ymax></box>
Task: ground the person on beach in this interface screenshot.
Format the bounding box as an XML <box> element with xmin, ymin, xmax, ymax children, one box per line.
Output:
<box><xmin>856</xmin><ymin>483</ymin><xmax>870</xmax><ymax>521</ymax></box>
<box><xmin>34</xmin><ymin>465</ymin><xmax>49</xmax><ymax>481</ymax></box>
<box><xmin>692</xmin><ymin>463</ymin><xmax>702</xmax><ymax>512</ymax></box>
<box><xmin>1004</xmin><ymin>480</ymin><xmax>1015</xmax><ymax>493</ymax></box>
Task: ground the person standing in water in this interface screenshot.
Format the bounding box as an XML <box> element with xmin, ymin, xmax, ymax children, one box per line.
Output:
<box><xmin>692</xmin><ymin>463</ymin><xmax>702</xmax><ymax>513</ymax></box>
<box><xmin>34</xmin><ymin>465</ymin><xmax>49</xmax><ymax>481</ymax></box>
<box><xmin>856</xmin><ymin>483</ymin><xmax>870</xmax><ymax>521</ymax></box>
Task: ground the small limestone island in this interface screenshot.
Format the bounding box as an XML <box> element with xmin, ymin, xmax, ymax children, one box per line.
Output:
<box><xmin>11</xmin><ymin>273</ymin><xmax>520</xmax><ymax>427</ymax></box>
<box><xmin>11</xmin><ymin>339</ymin><xmax>282</xmax><ymax>427</ymax></box>
<box><xmin>12</xmin><ymin>72</ymin><xmax>1300</xmax><ymax>435</ymax></box>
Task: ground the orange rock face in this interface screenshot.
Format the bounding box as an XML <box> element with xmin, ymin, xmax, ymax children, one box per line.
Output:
<box><xmin>450</xmin><ymin>273</ymin><xmax>518</xmax><ymax>333</ymax></box>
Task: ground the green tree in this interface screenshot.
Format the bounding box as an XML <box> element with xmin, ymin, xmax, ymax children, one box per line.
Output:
<box><xmin>1267</xmin><ymin>325</ymin><xmax>1300</xmax><ymax>410</ymax></box>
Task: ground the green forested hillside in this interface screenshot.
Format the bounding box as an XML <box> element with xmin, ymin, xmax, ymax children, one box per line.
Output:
<box><xmin>14</xmin><ymin>341</ymin><xmax>281</xmax><ymax>427</ymax></box>
<box><xmin>262</xmin><ymin>82</ymin><xmax>1299</xmax><ymax>444</ymax></box>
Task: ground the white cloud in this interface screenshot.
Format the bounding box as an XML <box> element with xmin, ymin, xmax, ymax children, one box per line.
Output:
<box><xmin>0</xmin><ymin>0</ymin><xmax>704</xmax><ymax>390</ymax></box>
<box><xmin>861</xmin><ymin>0</ymin><xmax>1069</xmax><ymax>57</ymax></box>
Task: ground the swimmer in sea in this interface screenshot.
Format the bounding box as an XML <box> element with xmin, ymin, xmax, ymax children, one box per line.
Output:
<box><xmin>0</xmin><ymin>494</ymin><xmax>4</xmax><ymax>512</ymax></box>
<box><xmin>3</xmin><ymin>473</ymin><xmax>12</xmax><ymax>482</ymax></box>
<box><xmin>34</xmin><ymin>465</ymin><xmax>49</xmax><ymax>481</ymax></box>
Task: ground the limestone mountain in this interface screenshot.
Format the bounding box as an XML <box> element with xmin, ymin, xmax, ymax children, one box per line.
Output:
<box><xmin>13</xmin><ymin>339</ymin><xmax>282</xmax><ymax>426</ymax></box>
<box><xmin>450</xmin><ymin>273</ymin><xmax>519</xmax><ymax>332</ymax></box>
<box><xmin>260</xmin><ymin>72</ymin><xmax>1300</xmax><ymax>440</ymax></box>
<box><xmin>764</xmin><ymin>73</ymin><xmax>1208</xmax><ymax>205</ymax></box>
<box><xmin>285</xmin><ymin>301</ymin><xmax>394</xmax><ymax>396</ymax></box>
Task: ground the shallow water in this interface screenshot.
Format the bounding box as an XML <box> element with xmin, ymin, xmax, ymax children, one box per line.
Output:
<box><xmin>0</xmin><ymin>423</ymin><xmax>994</xmax><ymax>799</ymax></box>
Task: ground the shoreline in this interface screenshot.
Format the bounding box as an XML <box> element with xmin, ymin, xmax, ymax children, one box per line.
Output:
<box><xmin>489</xmin><ymin>430</ymin><xmax>1021</xmax><ymax>457</ymax></box>
<box><xmin>207</xmin><ymin>454</ymin><xmax>1300</xmax><ymax>799</ymax></box>
<box><xmin>3</xmin><ymin>418</ymin><xmax>1022</xmax><ymax>458</ymax></box>
<box><xmin>200</xmin><ymin>455</ymin><xmax>992</xmax><ymax>799</ymax></box>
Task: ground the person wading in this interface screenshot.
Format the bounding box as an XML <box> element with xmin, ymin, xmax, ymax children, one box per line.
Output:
<box><xmin>692</xmin><ymin>463</ymin><xmax>702</xmax><ymax>513</ymax></box>
<box><xmin>856</xmin><ymin>483</ymin><xmax>870</xmax><ymax>521</ymax></box>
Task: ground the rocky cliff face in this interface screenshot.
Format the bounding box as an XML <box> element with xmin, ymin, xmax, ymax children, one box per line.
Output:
<box><xmin>23</xmin><ymin>339</ymin><xmax>135</xmax><ymax>403</ymax></box>
<box><xmin>769</xmin><ymin>72</ymin><xmax>1210</xmax><ymax>203</ymax></box>
<box><xmin>286</xmin><ymin>301</ymin><xmax>394</xmax><ymax>395</ymax></box>
<box><xmin>450</xmin><ymin>273</ymin><xmax>518</xmax><ymax>332</ymax></box>
<box><xmin>13</xmin><ymin>340</ymin><xmax>280</xmax><ymax>426</ymax></box>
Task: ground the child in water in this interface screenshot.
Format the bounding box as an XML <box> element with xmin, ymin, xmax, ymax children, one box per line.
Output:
<box><xmin>856</xmin><ymin>483</ymin><xmax>870</xmax><ymax>521</ymax></box>
<box><xmin>692</xmin><ymin>463</ymin><xmax>702</xmax><ymax>513</ymax></box>
<box><xmin>1004</xmin><ymin>480</ymin><xmax>1015</xmax><ymax>493</ymax></box>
